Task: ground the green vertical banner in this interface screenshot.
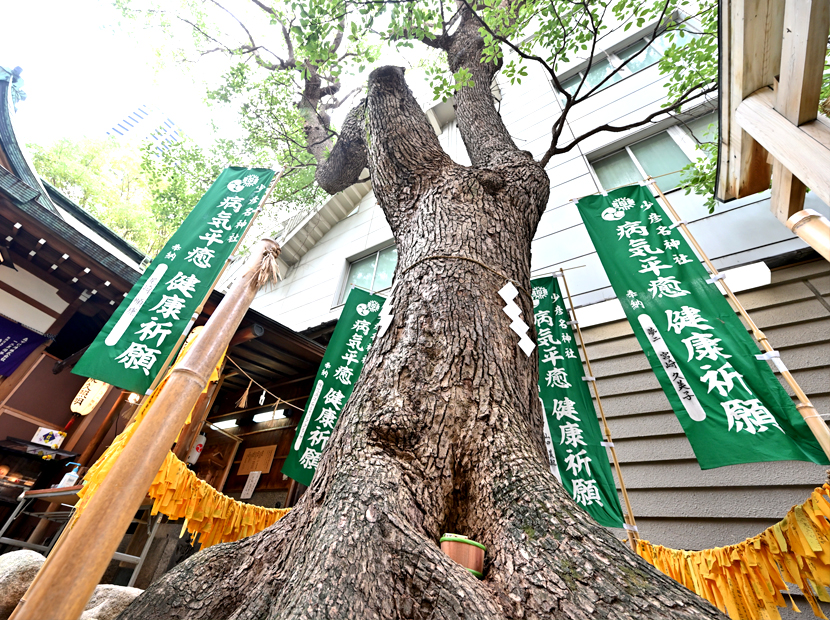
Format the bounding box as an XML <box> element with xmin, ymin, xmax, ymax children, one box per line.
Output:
<box><xmin>73</xmin><ymin>167</ymin><xmax>275</xmax><ymax>394</ymax></box>
<box><xmin>282</xmin><ymin>287</ymin><xmax>385</xmax><ymax>486</ymax></box>
<box><xmin>532</xmin><ymin>275</ymin><xmax>625</xmax><ymax>528</ymax></box>
<box><xmin>576</xmin><ymin>185</ymin><xmax>828</xmax><ymax>469</ymax></box>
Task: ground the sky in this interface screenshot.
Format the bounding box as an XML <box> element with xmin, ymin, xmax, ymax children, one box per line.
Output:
<box><xmin>0</xmin><ymin>0</ymin><xmax>231</xmax><ymax>148</ymax></box>
<box><xmin>0</xmin><ymin>1</ymin><xmax>434</xmax><ymax>153</ymax></box>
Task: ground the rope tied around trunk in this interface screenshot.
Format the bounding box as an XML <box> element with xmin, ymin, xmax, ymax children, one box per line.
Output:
<box><xmin>398</xmin><ymin>254</ymin><xmax>533</xmax><ymax>302</ymax></box>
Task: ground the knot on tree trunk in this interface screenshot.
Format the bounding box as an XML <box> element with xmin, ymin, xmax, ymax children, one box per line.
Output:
<box><xmin>473</xmin><ymin>169</ymin><xmax>505</xmax><ymax>195</ymax></box>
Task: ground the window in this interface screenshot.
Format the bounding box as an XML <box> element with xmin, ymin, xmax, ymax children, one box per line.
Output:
<box><xmin>556</xmin><ymin>30</ymin><xmax>695</xmax><ymax>105</ymax></box>
<box><xmin>591</xmin><ymin>129</ymin><xmax>693</xmax><ymax>191</ymax></box>
<box><xmin>681</xmin><ymin>112</ymin><xmax>718</xmax><ymax>146</ymax></box>
<box><xmin>340</xmin><ymin>246</ymin><xmax>398</xmax><ymax>303</ymax></box>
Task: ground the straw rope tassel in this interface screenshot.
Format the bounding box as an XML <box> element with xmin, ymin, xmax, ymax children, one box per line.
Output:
<box><xmin>236</xmin><ymin>379</ymin><xmax>252</xmax><ymax>409</ymax></box>
<box><xmin>558</xmin><ymin>268</ymin><xmax>640</xmax><ymax>551</ymax></box>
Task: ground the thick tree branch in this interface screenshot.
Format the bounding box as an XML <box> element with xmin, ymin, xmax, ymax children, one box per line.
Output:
<box><xmin>330</xmin><ymin>16</ymin><xmax>347</xmax><ymax>54</ymax></box>
<box><xmin>314</xmin><ymin>101</ymin><xmax>370</xmax><ymax>194</ymax></box>
<box><xmin>540</xmin><ymin>82</ymin><xmax>718</xmax><ymax>165</ymax></box>
<box><xmin>319</xmin><ymin>84</ymin><xmax>341</xmax><ymax>98</ymax></box>
<box><xmin>322</xmin><ymin>86</ymin><xmax>363</xmax><ymax>111</ymax></box>
<box><xmin>249</xmin><ymin>0</ymin><xmax>276</xmax><ymax>16</ymax></box>
<box><xmin>447</xmin><ymin>8</ymin><xmax>520</xmax><ymax>167</ymax></box>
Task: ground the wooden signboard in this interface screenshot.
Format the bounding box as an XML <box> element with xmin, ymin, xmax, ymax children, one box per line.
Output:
<box><xmin>238</xmin><ymin>445</ymin><xmax>277</xmax><ymax>475</ymax></box>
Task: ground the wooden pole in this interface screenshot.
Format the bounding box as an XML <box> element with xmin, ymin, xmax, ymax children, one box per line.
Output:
<box><xmin>650</xmin><ymin>179</ymin><xmax>830</xmax><ymax>461</ymax></box>
<box><xmin>11</xmin><ymin>239</ymin><xmax>282</xmax><ymax>620</ymax></box>
<box><xmin>558</xmin><ymin>269</ymin><xmax>639</xmax><ymax>552</ymax></box>
<box><xmin>77</xmin><ymin>391</ymin><xmax>130</xmax><ymax>467</ymax></box>
<box><xmin>787</xmin><ymin>209</ymin><xmax>830</xmax><ymax>261</ymax></box>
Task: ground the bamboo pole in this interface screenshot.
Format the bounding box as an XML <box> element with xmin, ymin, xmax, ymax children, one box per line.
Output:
<box><xmin>11</xmin><ymin>239</ymin><xmax>283</xmax><ymax>620</ymax></box>
<box><xmin>787</xmin><ymin>209</ymin><xmax>830</xmax><ymax>262</ymax></box>
<box><xmin>558</xmin><ymin>269</ymin><xmax>639</xmax><ymax>552</ymax></box>
<box><xmin>649</xmin><ymin>180</ymin><xmax>830</xmax><ymax>461</ymax></box>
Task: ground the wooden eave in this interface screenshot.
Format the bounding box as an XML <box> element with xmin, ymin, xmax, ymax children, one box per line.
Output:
<box><xmin>197</xmin><ymin>291</ymin><xmax>326</xmax><ymax>398</ymax></box>
<box><xmin>0</xmin><ymin>76</ymin><xmax>144</xmax><ymax>293</ymax></box>
<box><xmin>0</xmin><ymin>198</ymin><xmax>136</xmax><ymax>302</ymax></box>
<box><xmin>0</xmin><ymin>72</ymin><xmax>145</xmax><ymax>323</ymax></box>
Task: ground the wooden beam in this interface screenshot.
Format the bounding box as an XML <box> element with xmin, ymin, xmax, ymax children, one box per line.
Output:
<box><xmin>0</xmin><ymin>280</ymin><xmax>61</xmax><ymax>318</ymax></box>
<box><xmin>718</xmin><ymin>0</ymin><xmax>786</xmax><ymax>200</ymax></box>
<box><xmin>228</xmin><ymin>323</ymin><xmax>265</xmax><ymax>348</ymax></box>
<box><xmin>770</xmin><ymin>0</ymin><xmax>830</xmax><ymax>220</ymax></box>
<box><xmin>0</xmin><ymin>404</ymin><xmax>55</xmax><ymax>430</ymax></box>
<box><xmin>737</xmin><ymin>87</ymin><xmax>830</xmax><ymax>207</ymax></box>
<box><xmin>770</xmin><ymin>160</ymin><xmax>807</xmax><ymax>220</ymax></box>
<box><xmin>776</xmin><ymin>0</ymin><xmax>829</xmax><ymax>126</ymax></box>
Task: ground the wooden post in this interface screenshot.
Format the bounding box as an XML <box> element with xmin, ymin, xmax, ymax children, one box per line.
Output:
<box><xmin>558</xmin><ymin>269</ymin><xmax>640</xmax><ymax>552</ymax></box>
<box><xmin>173</xmin><ymin>364</ymin><xmax>227</xmax><ymax>461</ymax></box>
<box><xmin>77</xmin><ymin>391</ymin><xmax>131</xmax><ymax>467</ymax></box>
<box><xmin>650</xmin><ymin>180</ymin><xmax>830</xmax><ymax>461</ymax></box>
<box><xmin>770</xmin><ymin>0</ymin><xmax>830</xmax><ymax>222</ymax></box>
<box><xmin>11</xmin><ymin>239</ymin><xmax>282</xmax><ymax>620</ymax></box>
<box><xmin>215</xmin><ymin>439</ymin><xmax>242</xmax><ymax>493</ymax></box>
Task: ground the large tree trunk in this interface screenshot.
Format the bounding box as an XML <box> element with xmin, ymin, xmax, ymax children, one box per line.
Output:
<box><xmin>119</xmin><ymin>14</ymin><xmax>724</xmax><ymax>620</ymax></box>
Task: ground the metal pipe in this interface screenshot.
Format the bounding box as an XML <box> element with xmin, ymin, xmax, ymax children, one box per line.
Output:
<box><xmin>12</xmin><ymin>239</ymin><xmax>282</xmax><ymax>620</ymax></box>
<box><xmin>787</xmin><ymin>209</ymin><xmax>830</xmax><ymax>262</ymax></box>
<box><xmin>559</xmin><ymin>269</ymin><xmax>639</xmax><ymax>552</ymax></box>
<box><xmin>650</xmin><ymin>180</ymin><xmax>830</xmax><ymax>461</ymax></box>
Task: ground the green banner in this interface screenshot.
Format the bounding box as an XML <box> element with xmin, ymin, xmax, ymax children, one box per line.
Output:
<box><xmin>282</xmin><ymin>287</ymin><xmax>384</xmax><ymax>486</ymax></box>
<box><xmin>73</xmin><ymin>167</ymin><xmax>275</xmax><ymax>394</ymax></box>
<box><xmin>576</xmin><ymin>185</ymin><xmax>828</xmax><ymax>469</ymax></box>
<box><xmin>532</xmin><ymin>276</ymin><xmax>625</xmax><ymax>528</ymax></box>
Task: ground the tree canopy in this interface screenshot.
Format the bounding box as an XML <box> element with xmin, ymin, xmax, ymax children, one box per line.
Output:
<box><xmin>115</xmin><ymin>0</ymin><xmax>718</xmax><ymax>206</ymax></box>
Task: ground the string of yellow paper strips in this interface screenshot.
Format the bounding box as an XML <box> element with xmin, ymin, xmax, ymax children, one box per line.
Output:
<box><xmin>636</xmin><ymin>484</ymin><xmax>830</xmax><ymax>620</ymax></box>
<box><xmin>72</xmin><ymin>326</ymin><xmax>215</xmax><ymax>521</ymax></box>
<box><xmin>148</xmin><ymin>450</ymin><xmax>290</xmax><ymax>548</ymax></box>
<box><xmin>72</xmin><ymin>327</ymin><xmax>289</xmax><ymax>547</ymax></box>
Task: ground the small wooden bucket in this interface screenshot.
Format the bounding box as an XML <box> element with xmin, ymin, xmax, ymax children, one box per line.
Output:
<box><xmin>440</xmin><ymin>533</ymin><xmax>485</xmax><ymax>578</ymax></box>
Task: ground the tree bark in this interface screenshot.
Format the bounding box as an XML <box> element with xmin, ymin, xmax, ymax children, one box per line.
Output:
<box><xmin>118</xmin><ymin>14</ymin><xmax>725</xmax><ymax>620</ymax></box>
